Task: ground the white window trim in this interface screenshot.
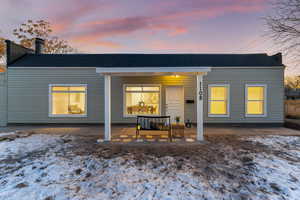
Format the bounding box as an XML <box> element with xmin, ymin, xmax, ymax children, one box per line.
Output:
<box><xmin>123</xmin><ymin>84</ymin><xmax>162</xmax><ymax>118</ymax></box>
<box><xmin>208</xmin><ymin>84</ymin><xmax>230</xmax><ymax>118</ymax></box>
<box><xmin>48</xmin><ymin>84</ymin><xmax>88</xmax><ymax>118</ymax></box>
<box><xmin>245</xmin><ymin>84</ymin><xmax>267</xmax><ymax>117</ymax></box>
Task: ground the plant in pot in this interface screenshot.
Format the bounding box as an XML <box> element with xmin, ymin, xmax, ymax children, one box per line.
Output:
<box><xmin>175</xmin><ymin>116</ymin><xmax>180</xmax><ymax>123</ymax></box>
<box><xmin>185</xmin><ymin>119</ymin><xmax>192</xmax><ymax>128</ymax></box>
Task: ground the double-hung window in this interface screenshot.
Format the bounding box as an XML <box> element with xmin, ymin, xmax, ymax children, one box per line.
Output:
<box><xmin>245</xmin><ymin>84</ymin><xmax>266</xmax><ymax>117</ymax></box>
<box><xmin>124</xmin><ymin>84</ymin><xmax>161</xmax><ymax>117</ymax></box>
<box><xmin>208</xmin><ymin>84</ymin><xmax>230</xmax><ymax>117</ymax></box>
<box><xmin>49</xmin><ymin>84</ymin><xmax>87</xmax><ymax>117</ymax></box>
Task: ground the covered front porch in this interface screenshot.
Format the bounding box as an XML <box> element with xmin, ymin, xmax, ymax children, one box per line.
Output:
<box><xmin>96</xmin><ymin>66</ymin><xmax>211</xmax><ymax>142</ymax></box>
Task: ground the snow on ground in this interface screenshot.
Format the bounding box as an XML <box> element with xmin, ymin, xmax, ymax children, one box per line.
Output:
<box><xmin>0</xmin><ymin>132</ymin><xmax>16</xmax><ymax>137</ymax></box>
<box><xmin>0</xmin><ymin>133</ymin><xmax>300</xmax><ymax>200</ymax></box>
<box><xmin>244</xmin><ymin>136</ymin><xmax>300</xmax><ymax>200</ymax></box>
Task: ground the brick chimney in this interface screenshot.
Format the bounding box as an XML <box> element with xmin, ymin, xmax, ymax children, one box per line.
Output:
<box><xmin>35</xmin><ymin>38</ymin><xmax>45</xmax><ymax>54</ymax></box>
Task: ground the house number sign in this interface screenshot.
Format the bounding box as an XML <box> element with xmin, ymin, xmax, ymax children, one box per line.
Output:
<box><xmin>199</xmin><ymin>81</ymin><xmax>203</xmax><ymax>100</ymax></box>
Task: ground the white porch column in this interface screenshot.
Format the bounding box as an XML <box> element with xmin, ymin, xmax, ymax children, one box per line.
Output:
<box><xmin>104</xmin><ymin>75</ymin><xmax>111</xmax><ymax>141</ymax></box>
<box><xmin>196</xmin><ymin>74</ymin><xmax>204</xmax><ymax>141</ymax></box>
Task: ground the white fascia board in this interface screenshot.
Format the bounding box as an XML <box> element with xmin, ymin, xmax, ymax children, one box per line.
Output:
<box><xmin>96</xmin><ymin>66</ymin><xmax>211</xmax><ymax>74</ymax></box>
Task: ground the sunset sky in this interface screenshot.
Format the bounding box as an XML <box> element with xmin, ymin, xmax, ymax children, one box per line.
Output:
<box><xmin>0</xmin><ymin>0</ymin><xmax>297</xmax><ymax>75</ymax></box>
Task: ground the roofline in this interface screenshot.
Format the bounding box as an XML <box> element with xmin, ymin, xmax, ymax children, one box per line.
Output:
<box><xmin>8</xmin><ymin>66</ymin><xmax>285</xmax><ymax>69</ymax></box>
<box><xmin>96</xmin><ymin>66</ymin><xmax>212</xmax><ymax>74</ymax></box>
<box><xmin>22</xmin><ymin>53</ymin><xmax>272</xmax><ymax>55</ymax></box>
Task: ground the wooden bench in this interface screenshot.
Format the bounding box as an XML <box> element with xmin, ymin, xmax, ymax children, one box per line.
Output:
<box><xmin>136</xmin><ymin>116</ymin><xmax>172</xmax><ymax>141</ymax></box>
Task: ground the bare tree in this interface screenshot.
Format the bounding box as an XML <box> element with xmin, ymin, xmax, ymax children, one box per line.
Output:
<box><xmin>285</xmin><ymin>76</ymin><xmax>300</xmax><ymax>89</ymax></box>
<box><xmin>13</xmin><ymin>20</ymin><xmax>76</xmax><ymax>54</ymax></box>
<box><xmin>0</xmin><ymin>36</ymin><xmax>5</xmax><ymax>68</ymax></box>
<box><xmin>265</xmin><ymin>0</ymin><xmax>300</xmax><ymax>64</ymax></box>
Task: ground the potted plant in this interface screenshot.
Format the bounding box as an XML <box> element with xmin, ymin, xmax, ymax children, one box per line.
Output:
<box><xmin>185</xmin><ymin>119</ymin><xmax>192</xmax><ymax>128</ymax></box>
<box><xmin>175</xmin><ymin>116</ymin><xmax>180</xmax><ymax>123</ymax></box>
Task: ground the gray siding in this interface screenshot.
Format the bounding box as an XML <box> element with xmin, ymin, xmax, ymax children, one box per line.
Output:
<box><xmin>7</xmin><ymin>68</ymin><xmax>104</xmax><ymax>123</ymax></box>
<box><xmin>0</xmin><ymin>72</ymin><xmax>7</xmax><ymax>126</ymax></box>
<box><xmin>7</xmin><ymin>67</ymin><xmax>284</xmax><ymax>124</ymax></box>
<box><xmin>203</xmin><ymin>68</ymin><xmax>284</xmax><ymax>123</ymax></box>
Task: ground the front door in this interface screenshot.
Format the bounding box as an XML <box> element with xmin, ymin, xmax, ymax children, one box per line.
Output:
<box><xmin>165</xmin><ymin>86</ymin><xmax>184</xmax><ymax>123</ymax></box>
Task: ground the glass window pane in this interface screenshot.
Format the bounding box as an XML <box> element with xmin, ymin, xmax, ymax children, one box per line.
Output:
<box><xmin>126</xmin><ymin>92</ymin><xmax>159</xmax><ymax>115</ymax></box>
<box><xmin>210</xmin><ymin>87</ymin><xmax>227</xmax><ymax>100</ymax></box>
<box><xmin>142</xmin><ymin>87</ymin><xmax>160</xmax><ymax>91</ymax></box>
<box><xmin>248</xmin><ymin>86</ymin><xmax>264</xmax><ymax>100</ymax></box>
<box><xmin>247</xmin><ymin>101</ymin><xmax>264</xmax><ymax>115</ymax></box>
<box><xmin>52</xmin><ymin>93</ymin><xmax>69</xmax><ymax>114</ymax></box>
<box><xmin>52</xmin><ymin>91</ymin><xmax>86</xmax><ymax>115</ymax></box>
<box><xmin>126</xmin><ymin>87</ymin><xmax>142</xmax><ymax>91</ymax></box>
<box><xmin>69</xmin><ymin>93</ymin><xmax>86</xmax><ymax>114</ymax></box>
<box><xmin>209</xmin><ymin>101</ymin><xmax>227</xmax><ymax>115</ymax></box>
<box><xmin>52</xmin><ymin>86</ymin><xmax>69</xmax><ymax>91</ymax></box>
<box><xmin>69</xmin><ymin>86</ymin><xmax>86</xmax><ymax>92</ymax></box>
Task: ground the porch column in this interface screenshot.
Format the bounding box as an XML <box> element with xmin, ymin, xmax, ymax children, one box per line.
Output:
<box><xmin>196</xmin><ymin>74</ymin><xmax>204</xmax><ymax>141</ymax></box>
<box><xmin>104</xmin><ymin>75</ymin><xmax>111</xmax><ymax>141</ymax></box>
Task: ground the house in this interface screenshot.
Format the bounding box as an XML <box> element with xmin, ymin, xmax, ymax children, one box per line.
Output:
<box><xmin>0</xmin><ymin>38</ymin><xmax>285</xmax><ymax>141</ymax></box>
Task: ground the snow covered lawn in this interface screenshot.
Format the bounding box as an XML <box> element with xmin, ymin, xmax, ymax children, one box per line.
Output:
<box><xmin>0</xmin><ymin>133</ymin><xmax>300</xmax><ymax>200</ymax></box>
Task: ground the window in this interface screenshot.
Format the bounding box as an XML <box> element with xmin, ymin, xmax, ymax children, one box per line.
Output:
<box><xmin>246</xmin><ymin>84</ymin><xmax>266</xmax><ymax>117</ymax></box>
<box><xmin>49</xmin><ymin>84</ymin><xmax>87</xmax><ymax>117</ymax></box>
<box><xmin>124</xmin><ymin>85</ymin><xmax>160</xmax><ymax>117</ymax></box>
<box><xmin>208</xmin><ymin>84</ymin><xmax>229</xmax><ymax>117</ymax></box>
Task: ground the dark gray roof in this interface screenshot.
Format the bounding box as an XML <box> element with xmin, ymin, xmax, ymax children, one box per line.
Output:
<box><xmin>8</xmin><ymin>53</ymin><xmax>283</xmax><ymax>67</ymax></box>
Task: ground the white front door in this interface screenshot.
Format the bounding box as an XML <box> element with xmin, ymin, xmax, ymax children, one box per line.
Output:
<box><xmin>165</xmin><ymin>86</ymin><xmax>184</xmax><ymax>123</ymax></box>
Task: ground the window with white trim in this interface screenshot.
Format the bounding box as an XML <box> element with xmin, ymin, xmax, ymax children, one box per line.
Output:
<box><xmin>208</xmin><ymin>84</ymin><xmax>229</xmax><ymax>117</ymax></box>
<box><xmin>124</xmin><ymin>85</ymin><xmax>160</xmax><ymax>116</ymax></box>
<box><xmin>49</xmin><ymin>84</ymin><xmax>87</xmax><ymax>117</ymax></box>
<box><xmin>246</xmin><ymin>84</ymin><xmax>266</xmax><ymax>116</ymax></box>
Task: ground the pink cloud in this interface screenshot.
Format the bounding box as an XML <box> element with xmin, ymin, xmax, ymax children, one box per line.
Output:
<box><xmin>69</xmin><ymin>34</ymin><xmax>122</xmax><ymax>50</ymax></box>
<box><xmin>49</xmin><ymin>0</ymin><xmax>112</xmax><ymax>34</ymax></box>
<box><xmin>161</xmin><ymin>3</ymin><xmax>265</xmax><ymax>21</ymax></box>
<box><xmin>31</xmin><ymin>0</ymin><xmax>267</xmax><ymax>50</ymax></box>
<box><xmin>66</xmin><ymin>16</ymin><xmax>188</xmax><ymax>47</ymax></box>
<box><xmin>49</xmin><ymin>0</ymin><xmax>266</xmax><ymax>36</ymax></box>
<box><xmin>150</xmin><ymin>24</ymin><xmax>188</xmax><ymax>36</ymax></box>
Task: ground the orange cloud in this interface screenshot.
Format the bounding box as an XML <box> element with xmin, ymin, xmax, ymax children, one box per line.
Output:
<box><xmin>150</xmin><ymin>24</ymin><xmax>188</xmax><ymax>36</ymax></box>
<box><xmin>69</xmin><ymin>34</ymin><xmax>122</xmax><ymax>49</ymax></box>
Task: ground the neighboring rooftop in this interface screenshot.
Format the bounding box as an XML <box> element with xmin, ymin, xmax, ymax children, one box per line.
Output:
<box><xmin>7</xmin><ymin>53</ymin><xmax>283</xmax><ymax>68</ymax></box>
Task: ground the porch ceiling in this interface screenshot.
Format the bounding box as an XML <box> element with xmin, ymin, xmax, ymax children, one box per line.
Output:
<box><xmin>96</xmin><ymin>66</ymin><xmax>211</xmax><ymax>76</ymax></box>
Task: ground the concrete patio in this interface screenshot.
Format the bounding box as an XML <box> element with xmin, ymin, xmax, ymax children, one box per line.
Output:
<box><xmin>1</xmin><ymin>125</ymin><xmax>300</xmax><ymax>143</ymax></box>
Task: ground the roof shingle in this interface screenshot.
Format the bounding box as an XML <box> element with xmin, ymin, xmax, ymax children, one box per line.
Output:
<box><xmin>8</xmin><ymin>53</ymin><xmax>283</xmax><ymax>67</ymax></box>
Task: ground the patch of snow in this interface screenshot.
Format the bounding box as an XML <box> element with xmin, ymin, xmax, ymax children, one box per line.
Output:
<box><xmin>244</xmin><ymin>136</ymin><xmax>300</xmax><ymax>200</ymax></box>
<box><xmin>0</xmin><ymin>132</ymin><xmax>16</xmax><ymax>137</ymax></box>
<box><xmin>0</xmin><ymin>134</ymin><xmax>64</xmax><ymax>160</ymax></box>
<box><xmin>1</xmin><ymin>134</ymin><xmax>300</xmax><ymax>199</ymax></box>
